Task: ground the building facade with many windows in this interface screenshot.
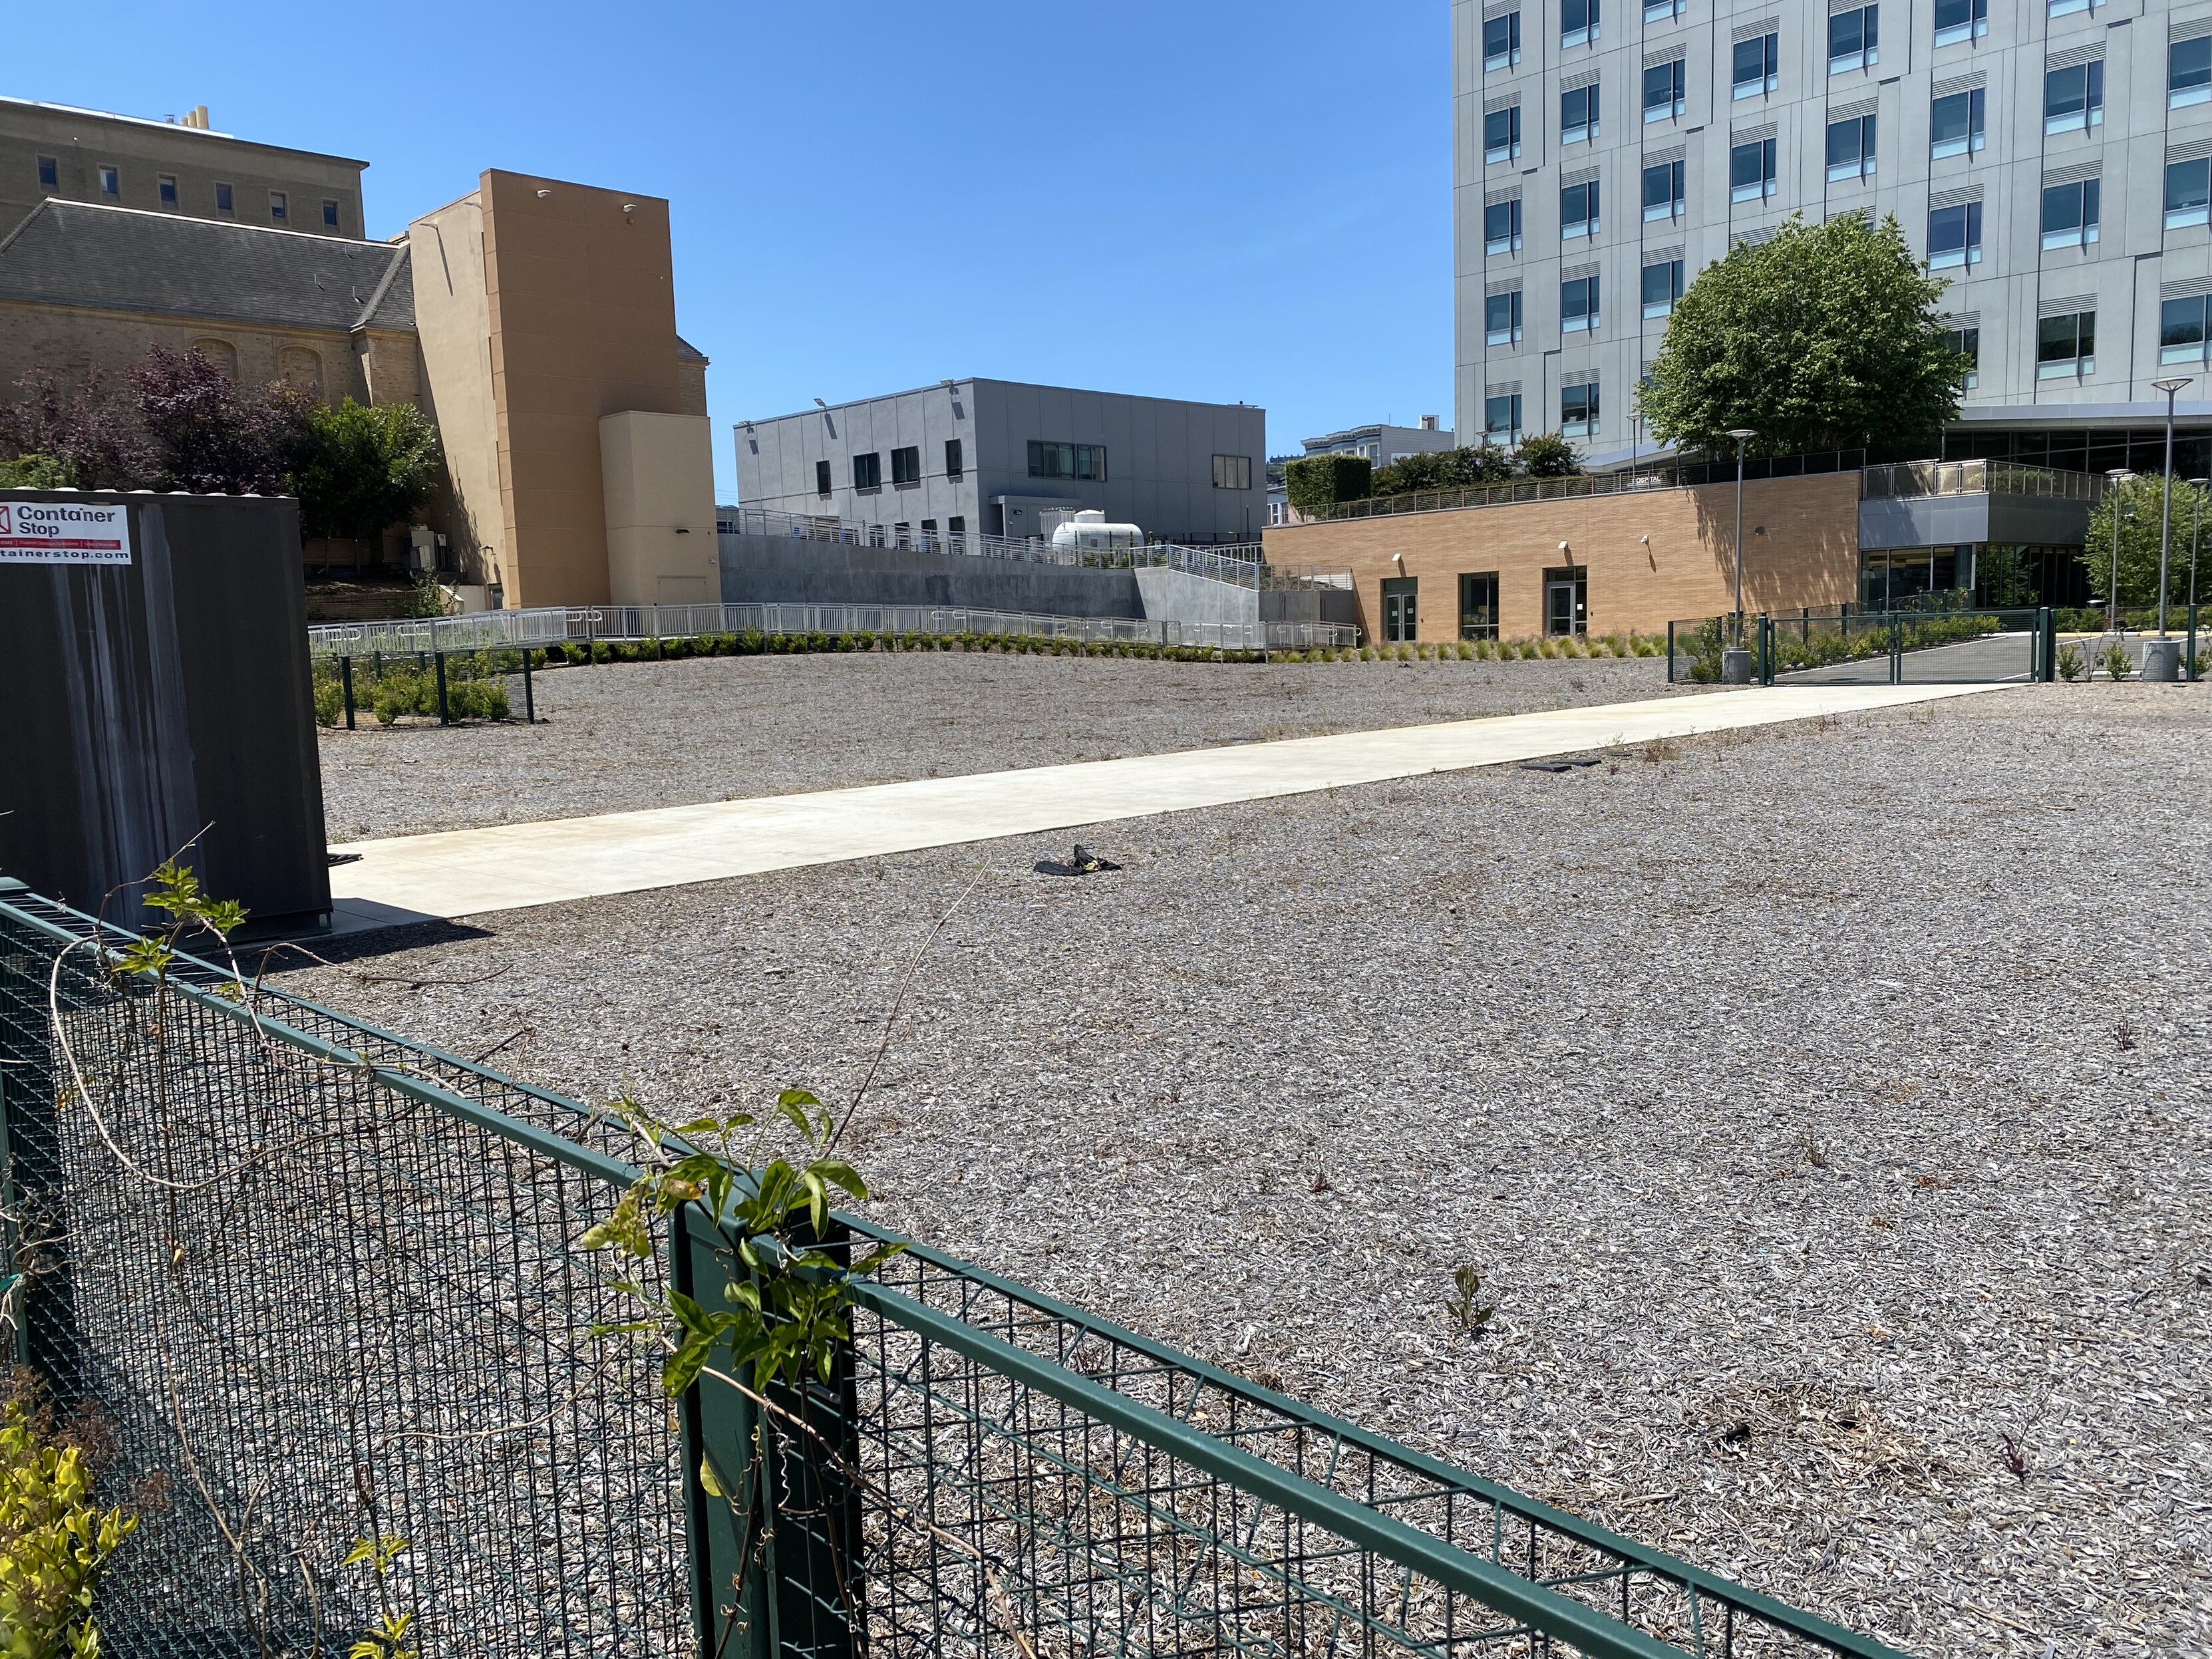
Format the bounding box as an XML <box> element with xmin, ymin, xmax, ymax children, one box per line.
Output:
<box><xmin>1454</xmin><ymin>0</ymin><xmax>2212</xmax><ymax>474</ymax></box>
<box><xmin>736</xmin><ymin>380</ymin><xmax>1269</xmax><ymax>545</ymax></box>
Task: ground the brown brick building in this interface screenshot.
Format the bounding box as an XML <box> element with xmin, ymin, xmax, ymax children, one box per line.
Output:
<box><xmin>1263</xmin><ymin>474</ymin><xmax>1862</xmax><ymax>642</ymax></box>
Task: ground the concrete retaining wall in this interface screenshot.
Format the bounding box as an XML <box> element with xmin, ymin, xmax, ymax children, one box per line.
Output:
<box><xmin>718</xmin><ymin>533</ymin><xmax>1142</xmax><ymax>617</ymax></box>
<box><xmin>1135</xmin><ymin>567</ymin><xmax>1258</xmax><ymax>627</ymax></box>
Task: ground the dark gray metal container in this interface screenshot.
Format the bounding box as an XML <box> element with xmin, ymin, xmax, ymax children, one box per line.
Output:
<box><xmin>0</xmin><ymin>490</ymin><xmax>329</xmax><ymax>932</ymax></box>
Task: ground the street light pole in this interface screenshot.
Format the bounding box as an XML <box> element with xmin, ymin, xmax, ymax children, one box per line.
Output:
<box><xmin>2151</xmin><ymin>377</ymin><xmax>2193</xmax><ymax>636</ymax></box>
<box><xmin>1728</xmin><ymin>427</ymin><xmax>1756</xmax><ymax>632</ymax></box>
<box><xmin>2106</xmin><ymin>469</ymin><xmax>2133</xmax><ymax>635</ymax></box>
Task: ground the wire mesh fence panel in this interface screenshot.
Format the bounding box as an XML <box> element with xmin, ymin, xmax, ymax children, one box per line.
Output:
<box><xmin>0</xmin><ymin>891</ymin><xmax>689</xmax><ymax>1659</ymax></box>
<box><xmin>1</xmin><ymin>885</ymin><xmax>1901</xmax><ymax>1659</ymax></box>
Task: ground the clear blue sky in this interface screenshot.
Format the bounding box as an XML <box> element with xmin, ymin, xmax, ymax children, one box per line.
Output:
<box><xmin>10</xmin><ymin>1</ymin><xmax>1454</xmax><ymax>501</ymax></box>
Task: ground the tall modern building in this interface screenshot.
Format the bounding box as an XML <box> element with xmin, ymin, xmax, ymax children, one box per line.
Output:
<box><xmin>1453</xmin><ymin>0</ymin><xmax>2212</xmax><ymax>474</ymax></box>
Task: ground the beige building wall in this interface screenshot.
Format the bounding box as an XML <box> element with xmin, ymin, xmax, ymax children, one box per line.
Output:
<box><xmin>408</xmin><ymin>193</ymin><xmax>503</xmax><ymax>583</ymax></box>
<box><xmin>478</xmin><ymin>170</ymin><xmax>691</xmax><ymax>609</ymax></box>
<box><xmin>0</xmin><ymin>298</ymin><xmax>395</xmax><ymax>406</ymax></box>
<box><xmin>599</xmin><ymin>410</ymin><xmax>717</xmax><ymax>605</ymax></box>
<box><xmin>0</xmin><ymin>98</ymin><xmax>367</xmax><ymax>241</ymax></box>
<box><xmin>1263</xmin><ymin>474</ymin><xmax>1861</xmax><ymax>642</ymax></box>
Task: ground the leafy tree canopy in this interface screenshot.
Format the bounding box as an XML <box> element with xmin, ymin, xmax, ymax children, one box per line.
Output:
<box><xmin>2082</xmin><ymin>473</ymin><xmax>2212</xmax><ymax>607</ymax></box>
<box><xmin>1512</xmin><ymin>432</ymin><xmax>1581</xmax><ymax>478</ymax></box>
<box><xmin>293</xmin><ymin>399</ymin><xmax>444</xmax><ymax>540</ymax></box>
<box><xmin>1636</xmin><ymin>212</ymin><xmax>1965</xmax><ymax>458</ymax></box>
<box><xmin>1284</xmin><ymin>452</ymin><xmax>1372</xmax><ymax>512</ymax></box>
<box><xmin>1370</xmin><ymin>446</ymin><xmax>1513</xmax><ymax>495</ymax></box>
<box><xmin>132</xmin><ymin>346</ymin><xmax>316</xmax><ymax>494</ymax></box>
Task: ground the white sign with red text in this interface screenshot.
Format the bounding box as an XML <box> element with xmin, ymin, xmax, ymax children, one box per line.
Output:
<box><xmin>0</xmin><ymin>499</ymin><xmax>134</xmax><ymax>564</ymax></box>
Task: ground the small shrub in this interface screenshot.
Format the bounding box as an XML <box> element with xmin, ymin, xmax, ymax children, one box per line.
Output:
<box><xmin>1444</xmin><ymin>1265</ymin><xmax>1494</xmax><ymax>1338</ymax></box>
<box><xmin>1519</xmin><ymin>639</ymin><xmax>1542</xmax><ymax>660</ymax></box>
<box><xmin>313</xmin><ymin>677</ymin><xmax>345</xmax><ymax>728</ymax></box>
<box><xmin>2056</xmin><ymin>643</ymin><xmax>2086</xmax><ymax>682</ymax></box>
<box><xmin>0</xmin><ymin>1390</ymin><xmax>138</xmax><ymax>1659</ymax></box>
<box><xmin>2101</xmin><ymin>641</ymin><xmax>2132</xmax><ymax>681</ymax></box>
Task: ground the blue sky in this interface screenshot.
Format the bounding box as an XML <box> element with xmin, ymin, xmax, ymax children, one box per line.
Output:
<box><xmin>11</xmin><ymin>1</ymin><xmax>1454</xmax><ymax>500</ymax></box>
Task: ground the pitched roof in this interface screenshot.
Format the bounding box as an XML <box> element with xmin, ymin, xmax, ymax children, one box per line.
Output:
<box><xmin>0</xmin><ymin>198</ymin><xmax>412</xmax><ymax>333</ymax></box>
<box><xmin>675</xmin><ymin>333</ymin><xmax>709</xmax><ymax>365</ymax></box>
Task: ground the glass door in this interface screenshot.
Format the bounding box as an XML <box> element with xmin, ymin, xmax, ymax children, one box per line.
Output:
<box><xmin>1381</xmin><ymin>577</ymin><xmax>1418</xmax><ymax>642</ymax></box>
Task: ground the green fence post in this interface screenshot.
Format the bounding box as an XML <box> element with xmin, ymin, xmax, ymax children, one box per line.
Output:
<box><xmin>434</xmin><ymin>651</ymin><xmax>450</xmax><ymax>725</ymax></box>
<box><xmin>522</xmin><ymin>649</ymin><xmax>536</xmax><ymax>723</ymax></box>
<box><xmin>1666</xmin><ymin>619</ymin><xmax>1676</xmax><ymax>683</ymax></box>
<box><xmin>1758</xmin><ymin>615</ymin><xmax>1773</xmax><ymax>685</ymax></box>
<box><xmin>341</xmin><ymin>655</ymin><xmax>356</xmax><ymax>730</ymax></box>
<box><xmin>2189</xmin><ymin>605</ymin><xmax>2200</xmax><ymax>682</ymax></box>
<box><xmin>671</xmin><ymin>1203</ymin><xmax>861</xmax><ymax>1659</ymax></box>
<box><xmin>1889</xmin><ymin>615</ymin><xmax>1902</xmax><ymax>685</ymax></box>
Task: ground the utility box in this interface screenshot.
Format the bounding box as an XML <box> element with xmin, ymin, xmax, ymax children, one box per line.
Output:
<box><xmin>0</xmin><ymin>491</ymin><xmax>330</xmax><ymax>933</ymax></box>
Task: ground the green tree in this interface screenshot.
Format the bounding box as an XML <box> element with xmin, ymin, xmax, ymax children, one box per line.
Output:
<box><xmin>1370</xmin><ymin>445</ymin><xmax>1515</xmax><ymax>496</ymax></box>
<box><xmin>292</xmin><ymin>398</ymin><xmax>444</xmax><ymax>541</ymax></box>
<box><xmin>1637</xmin><ymin>213</ymin><xmax>1965</xmax><ymax>457</ymax></box>
<box><xmin>2082</xmin><ymin>473</ymin><xmax>2212</xmax><ymax>607</ymax></box>
<box><xmin>0</xmin><ymin>452</ymin><xmax>77</xmax><ymax>488</ymax></box>
<box><xmin>1512</xmin><ymin>432</ymin><xmax>1581</xmax><ymax>477</ymax></box>
<box><xmin>1284</xmin><ymin>452</ymin><xmax>1372</xmax><ymax>514</ymax></box>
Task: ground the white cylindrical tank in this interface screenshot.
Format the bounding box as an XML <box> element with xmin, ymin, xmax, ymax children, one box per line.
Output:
<box><xmin>1050</xmin><ymin>509</ymin><xmax>1144</xmax><ymax>552</ymax></box>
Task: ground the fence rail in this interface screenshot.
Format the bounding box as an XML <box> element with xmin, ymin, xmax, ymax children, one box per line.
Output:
<box><xmin>1859</xmin><ymin>459</ymin><xmax>2107</xmax><ymax>502</ymax></box>
<box><xmin>309</xmin><ymin>602</ymin><xmax>1358</xmax><ymax>658</ymax></box>
<box><xmin>721</xmin><ymin>504</ymin><xmax>1343</xmax><ymax>589</ymax></box>
<box><xmin>0</xmin><ymin>882</ymin><xmax>1903</xmax><ymax>1659</ymax></box>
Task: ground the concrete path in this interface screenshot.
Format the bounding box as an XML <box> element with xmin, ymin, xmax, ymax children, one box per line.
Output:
<box><xmin>327</xmin><ymin>682</ymin><xmax>2006</xmax><ymax>925</ymax></box>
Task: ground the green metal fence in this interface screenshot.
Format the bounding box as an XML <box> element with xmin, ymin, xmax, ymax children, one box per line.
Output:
<box><xmin>0</xmin><ymin>881</ymin><xmax>1907</xmax><ymax>1659</ymax></box>
<box><xmin>1666</xmin><ymin>608</ymin><xmax>2052</xmax><ymax>686</ymax></box>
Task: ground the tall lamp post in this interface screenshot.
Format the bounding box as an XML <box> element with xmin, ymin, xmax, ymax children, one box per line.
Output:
<box><xmin>1728</xmin><ymin>427</ymin><xmax>1756</xmax><ymax>631</ymax></box>
<box><xmin>2151</xmin><ymin>377</ymin><xmax>2193</xmax><ymax>637</ymax></box>
<box><xmin>2106</xmin><ymin>469</ymin><xmax>2134</xmax><ymax>635</ymax></box>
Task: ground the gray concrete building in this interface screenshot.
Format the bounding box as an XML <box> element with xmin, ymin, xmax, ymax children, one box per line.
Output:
<box><xmin>1453</xmin><ymin>0</ymin><xmax>2212</xmax><ymax>475</ymax></box>
<box><xmin>1</xmin><ymin>97</ymin><xmax>367</xmax><ymax>243</ymax></box>
<box><xmin>734</xmin><ymin>378</ymin><xmax>1269</xmax><ymax>545</ymax></box>
<box><xmin>1301</xmin><ymin>416</ymin><xmax>1459</xmax><ymax>465</ymax></box>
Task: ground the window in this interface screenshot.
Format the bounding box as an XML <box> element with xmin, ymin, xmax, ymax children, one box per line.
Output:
<box><xmin>1829</xmin><ymin>5</ymin><xmax>1879</xmax><ymax>74</ymax></box>
<box><xmin>323</xmin><ymin>198</ymin><xmax>340</xmax><ymax>228</ymax></box>
<box><xmin>1458</xmin><ymin>573</ymin><xmax>1501</xmax><ymax>640</ymax></box>
<box><xmin>1484</xmin><ymin>393</ymin><xmax>1523</xmax><ymax>443</ymax></box>
<box><xmin>2044</xmin><ymin>62</ymin><xmax>2103</xmax><ymax>134</ymax></box>
<box><xmin>98</xmin><ymin>166</ymin><xmax>118</xmax><ymax>196</ymax></box>
<box><xmin>891</xmin><ymin>444</ymin><xmax>922</xmax><ymax>485</ymax></box>
<box><xmin>1561</xmin><ymin>0</ymin><xmax>1599</xmax><ymax>48</ymax></box>
<box><xmin>1945</xmin><ymin>329</ymin><xmax>1982</xmax><ymax>392</ymax></box>
<box><xmin>2036</xmin><ymin>311</ymin><xmax>2095</xmax><ymax>378</ymax></box>
<box><xmin>215</xmin><ymin>182</ymin><xmax>234</xmax><ymax>213</ymax></box>
<box><xmin>1827</xmin><ymin>114</ymin><xmax>1876</xmax><ymax>182</ymax></box>
<box><xmin>945</xmin><ymin>438</ymin><xmax>963</xmax><ymax>478</ymax></box>
<box><xmin>159</xmin><ymin>174</ymin><xmax>178</xmax><ymax>206</ymax></box>
<box><xmin>2049</xmin><ymin>0</ymin><xmax>2090</xmax><ymax>17</ymax></box>
<box><xmin>1930</xmin><ymin>88</ymin><xmax>1986</xmax><ymax>158</ymax></box>
<box><xmin>1484</xmin><ymin>104</ymin><xmax>1522</xmax><ymax>163</ymax></box>
<box><xmin>1213</xmin><ymin>454</ymin><xmax>1253</xmax><ymax>490</ymax></box>
<box><xmin>1381</xmin><ymin>577</ymin><xmax>1418</xmax><ymax>644</ymax></box>
<box><xmin>949</xmin><ymin>515</ymin><xmax>966</xmax><ymax>535</ymax></box>
<box><xmin>1928</xmin><ymin>201</ymin><xmax>1982</xmax><ymax>267</ymax></box>
<box><xmin>1561</xmin><ymin>83</ymin><xmax>1600</xmax><ymax>144</ymax></box>
<box><xmin>2175</xmin><ymin>37</ymin><xmax>2212</xmax><ymax>108</ymax></box>
<box><xmin>1644</xmin><ymin>0</ymin><xmax>1682</xmax><ymax>21</ymax></box>
<box><xmin>1642</xmin><ymin>257</ymin><xmax>1685</xmax><ymax>317</ymax></box>
<box><xmin>1730</xmin><ymin>137</ymin><xmax>1778</xmax><ymax>202</ymax></box>
<box><xmin>893</xmin><ymin>522</ymin><xmax>913</xmax><ymax>549</ymax></box>
<box><xmin>1560</xmin><ymin>178</ymin><xmax>1599</xmax><ymax>239</ymax></box>
<box><xmin>1561</xmin><ymin>381</ymin><xmax>1600</xmax><ymax>437</ymax></box>
<box><xmin>853</xmin><ymin>452</ymin><xmax>883</xmax><ymax>489</ymax></box>
<box><xmin>1934</xmin><ymin>0</ymin><xmax>1987</xmax><ymax>45</ymax></box>
<box><xmin>1484</xmin><ymin>10</ymin><xmax>1521</xmax><ymax>69</ymax></box>
<box><xmin>2040</xmin><ymin>179</ymin><xmax>2100</xmax><ymax>250</ymax></box>
<box><xmin>1561</xmin><ymin>274</ymin><xmax>1600</xmax><ymax>333</ymax></box>
<box><xmin>1485</xmin><ymin>289</ymin><xmax>1523</xmax><ymax>345</ymax></box>
<box><xmin>1733</xmin><ymin>33</ymin><xmax>1778</xmax><ymax>99</ymax></box>
<box><xmin>816</xmin><ymin>459</ymin><xmax>833</xmax><ymax>496</ymax></box>
<box><xmin>1643</xmin><ymin>60</ymin><xmax>1686</xmax><ymax>122</ymax></box>
<box><xmin>1028</xmin><ymin>441</ymin><xmax>1106</xmax><ymax>481</ymax></box>
<box><xmin>269</xmin><ymin>190</ymin><xmax>287</xmax><ymax>223</ymax></box>
<box><xmin>36</xmin><ymin>156</ymin><xmax>57</xmax><ymax>190</ymax></box>
<box><xmin>2167</xmin><ymin>158</ymin><xmax>2212</xmax><ymax>228</ymax></box>
<box><xmin>2161</xmin><ymin>295</ymin><xmax>2212</xmax><ymax>364</ymax></box>
<box><xmin>1484</xmin><ymin>196</ymin><xmax>1523</xmax><ymax>253</ymax></box>
<box><xmin>1643</xmin><ymin>159</ymin><xmax>1686</xmax><ymax>220</ymax></box>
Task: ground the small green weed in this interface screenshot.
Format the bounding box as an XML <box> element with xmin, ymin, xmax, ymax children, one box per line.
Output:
<box><xmin>1444</xmin><ymin>1265</ymin><xmax>1494</xmax><ymax>1338</ymax></box>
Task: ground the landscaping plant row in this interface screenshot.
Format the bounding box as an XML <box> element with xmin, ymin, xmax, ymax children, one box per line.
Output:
<box><xmin>310</xmin><ymin>626</ymin><xmax>1669</xmax><ymax>726</ymax></box>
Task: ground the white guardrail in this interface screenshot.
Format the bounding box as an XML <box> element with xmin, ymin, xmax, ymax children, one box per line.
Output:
<box><xmin>719</xmin><ymin>505</ymin><xmax>1351</xmax><ymax>593</ymax></box>
<box><xmin>307</xmin><ymin>602</ymin><xmax>1359</xmax><ymax>657</ymax></box>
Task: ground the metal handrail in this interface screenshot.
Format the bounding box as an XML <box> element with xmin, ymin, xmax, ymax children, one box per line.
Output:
<box><xmin>1859</xmin><ymin>459</ymin><xmax>2106</xmax><ymax>502</ymax></box>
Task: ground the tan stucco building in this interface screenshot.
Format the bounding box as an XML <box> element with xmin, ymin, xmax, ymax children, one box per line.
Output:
<box><xmin>1263</xmin><ymin>475</ymin><xmax>1862</xmax><ymax>643</ymax></box>
<box><xmin>0</xmin><ymin>100</ymin><xmax>715</xmax><ymax>608</ymax></box>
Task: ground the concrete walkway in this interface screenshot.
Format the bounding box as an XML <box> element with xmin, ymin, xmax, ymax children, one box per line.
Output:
<box><xmin>328</xmin><ymin>682</ymin><xmax>2004</xmax><ymax>925</ymax></box>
